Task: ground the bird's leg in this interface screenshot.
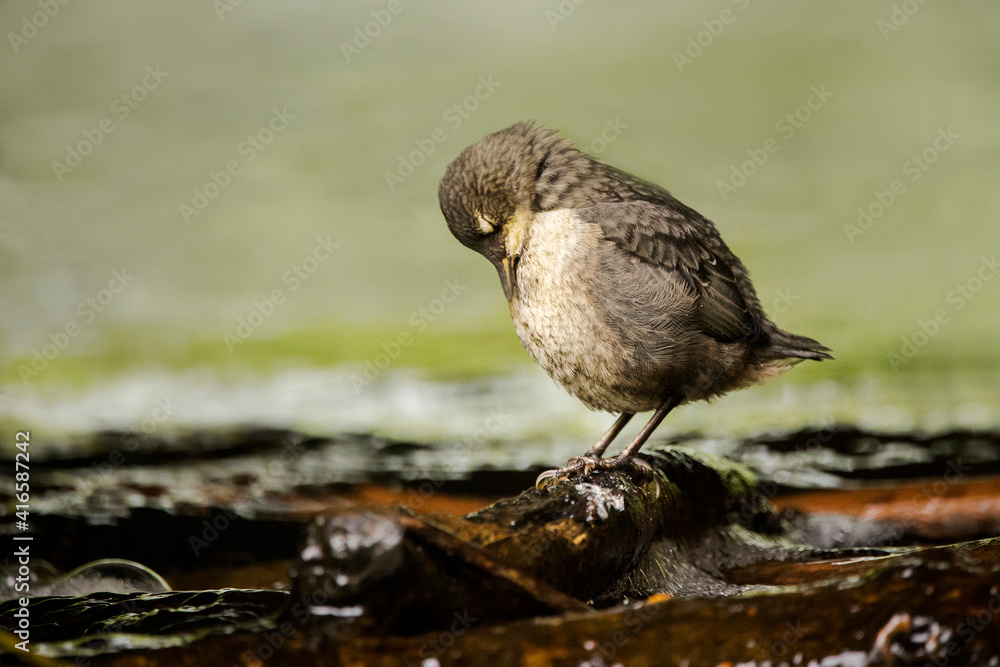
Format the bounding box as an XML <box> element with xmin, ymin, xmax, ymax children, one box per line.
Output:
<box><xmin>537</xmin><ymin>414</ymin><xmax>633</xmax><ymax>486</ymax></box>
<box><xmin>536</xmin><ymin>402</ymin><xmax>678</xmax><ymax>487</ymax></box>
<box><xmin>595</xmin><ymin>397</ymin><xmax>681</xmax><ymax>470</ymax></box>
<box><xmin>589</xmin><ymin>412</ymin><xmax>635</xmax><ymax>458</ymax></box>
<box><xmin>566</xmin><ymin>413</ymin><xmax>634</xmax><ymax>472</ymax></box>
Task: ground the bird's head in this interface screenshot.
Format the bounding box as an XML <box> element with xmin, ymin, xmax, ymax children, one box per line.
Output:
<box><xmin>438</xmin><ymin>121</ymin><xmax>565</xmax><ymax>302</ymax></box>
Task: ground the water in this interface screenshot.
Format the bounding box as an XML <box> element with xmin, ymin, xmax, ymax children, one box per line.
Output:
<box><xmin>1</xmin><ymin>1</ymin><xmax>998</xmax><ymax>448</ymax></box>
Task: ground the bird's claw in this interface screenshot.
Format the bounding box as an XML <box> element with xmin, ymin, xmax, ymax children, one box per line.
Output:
<box><xmin>534</xmin><ymin>468</ymin><xmax>560</xmax><ymax>489</ymax></box>
<box><xmin>566</xmin><ymin>455</ymin><xmax>600</xmax><ymax>474</ymax></box>
<box><xmin>534</xmin><ymin>454</ymin><xmax>652</xmax><ymax>489</ymax></box>
<box><xmin>631</xmin><ymin>456</ymin><xmax>652</xmax><ymax>473</ymax></box>
<box><xmin>535</xmin><ymin>455</ymin><xmax>596</xmax><ymax>489</ymax></box>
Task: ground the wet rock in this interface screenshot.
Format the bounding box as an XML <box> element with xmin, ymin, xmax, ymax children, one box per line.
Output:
<box><xmin>288</xmin><ymin>447</ymin><xmax>907</xmax><ymax>634</ymax></box>
<box><xmin>4</xmin><ymin>428</ymin><xmax>1000</xmax><ymax>665</ymax></box>
<box><xmin>0</xmin><ymin>589</ymin><xmax>289</xmax><ymax>658</ymax></box>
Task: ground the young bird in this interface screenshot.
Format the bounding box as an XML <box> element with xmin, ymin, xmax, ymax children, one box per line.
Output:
<box><xmin>438</xmin><ymin>122</ymin><xmax>831</xmax><ymax>479</ymax></box>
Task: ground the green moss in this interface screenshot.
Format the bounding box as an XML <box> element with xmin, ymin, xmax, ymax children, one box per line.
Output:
<box><xmin>1</xmin><ymin>323</ymin><xmax>532</xmax><ymax>389</ymax></box>
<box><xmin>4</xmin><ymin>316</ymin><xmax>998</xmax><ymax>392</ymax></box>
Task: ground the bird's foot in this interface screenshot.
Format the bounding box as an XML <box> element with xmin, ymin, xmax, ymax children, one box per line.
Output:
<box><xmin>535</xmin><ymin>453</ymin><xmax>652</xmax><ymax>489</ymax></box>
<box><xmin>565</xmin><ymin>453</ymin><xmax>602</xmax><ymax>474</ymax></box>
<box><xmin>535</xmin><ymin>454</ymin><xmax>598</xmax><ymax>489</ymax></box>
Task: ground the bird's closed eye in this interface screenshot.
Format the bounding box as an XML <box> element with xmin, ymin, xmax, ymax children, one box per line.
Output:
<box><xmin>476</xmin><ymin>214</ymin><xmax>499</xmax><ymax>235</ymax></box>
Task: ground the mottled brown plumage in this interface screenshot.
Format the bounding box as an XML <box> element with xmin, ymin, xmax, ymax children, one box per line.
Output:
<box><xmin>439</xmin><ymin>122</ymin><xmax>831</xmax><ymax>477</ymax></box>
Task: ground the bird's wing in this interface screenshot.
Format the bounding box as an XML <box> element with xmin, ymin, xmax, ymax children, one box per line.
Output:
<box><xmin>576</xmin><ymin>200</ymin><xmax>763</xmax><ymax>343</ymax></box>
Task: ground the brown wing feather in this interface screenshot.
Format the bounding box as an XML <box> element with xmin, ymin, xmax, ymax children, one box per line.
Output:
<box><xmin>577</xmin><ymin>200</ymin><xmax>766</xmax><ymax>344</ymax></box>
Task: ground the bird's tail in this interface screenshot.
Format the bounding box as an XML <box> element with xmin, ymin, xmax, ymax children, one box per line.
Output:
<box><xmin>765</xmin><ymin>328</ymin><xmax>833</xmax><ymax>362</ymax></box>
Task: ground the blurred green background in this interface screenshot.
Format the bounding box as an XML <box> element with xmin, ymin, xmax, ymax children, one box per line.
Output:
<box><xmin>1</xmin><ymin>1</ymin><xmax>998</xmax><ymax>449</ymax></box>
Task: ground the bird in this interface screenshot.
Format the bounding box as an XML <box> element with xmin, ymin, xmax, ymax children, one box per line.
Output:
<box><xmin>438</xmin><ymin>121</ymin><xmax>831</xmax><ymax>480</ymax></box>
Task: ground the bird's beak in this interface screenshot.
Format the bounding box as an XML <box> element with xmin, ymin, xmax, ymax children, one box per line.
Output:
<box><xmin>498</xmin><ymin>255</ymin><xmax>519</xmax><ymax>304</ymax></box>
